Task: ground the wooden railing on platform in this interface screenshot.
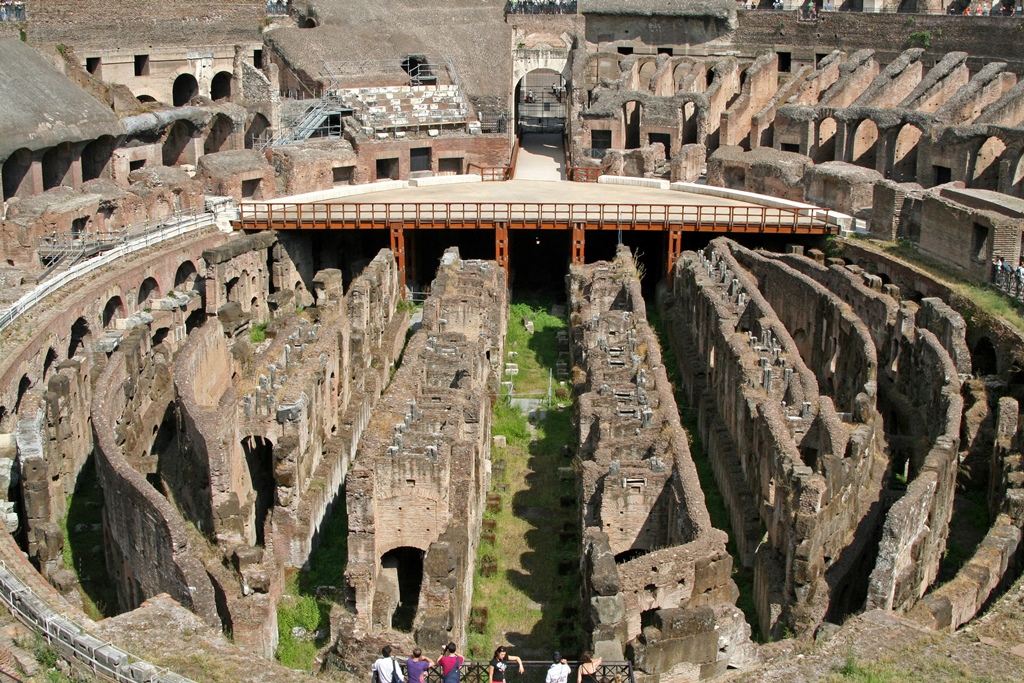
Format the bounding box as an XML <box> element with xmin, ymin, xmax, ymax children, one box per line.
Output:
<box><xmin>235</xmin><ymin>202</ymin><xmax>836</xmax><ymax>235</ymax></box>
<box><xmin>467</xmin><ymin>162</ymin><xmax>510</xmax><ymax>181</ymax></box>
<box><xmin>568</xmin><ymin>163</ymin><xmax>610</xmax><ymax>182</ymax></box>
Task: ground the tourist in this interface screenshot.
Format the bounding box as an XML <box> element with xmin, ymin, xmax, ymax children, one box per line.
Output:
<box><xmin>406</xmin><ymin>649</ymin><xmax>433</xmax><ymax>683</ymax></box>
<box><xmin>546</xmin><ymin>652</ymin><xmax>571</xmax><ymax>683</ymax></box>
<box><xmin>439</xmin><ymin>642</ymin><xmax>465</xmax><ymax>683</ymax></box>
<box><xmin>372</xmin><ymin>646</ymin><xmax>405</xmax><ymax>683</ymax></box>
<box><xmin>577</xmin><ymin>653</ymin><xmax>602</xmax><ymax>683</ymax></box>
<box><xmin>489</xmin><ymin>646</ymin><xmax>524</xmax><ymax>683</ymax></box>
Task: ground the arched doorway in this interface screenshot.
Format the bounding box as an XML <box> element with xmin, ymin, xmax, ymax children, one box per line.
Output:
<box><xmin>971</xmin><ymin>137</ymin><xmax>1006</xmax><ymax>191</ymax></box>
<box><xmin>815</xmin><ymin>117</ymin><xmax>837</xmax><ymax>163</ymax></box>
<box><xmin>244</xmin><ymin>113</ymin><xmax>271</xmax><ymax>149</ymax></box>
<box><xmin>637</xmin><ymin>59</ymin><xmax>657</xmax><ymax>93</ymax></box>
<box><xmin>851</xmin><ymin>119</ymin><xmax>879</xmax><ymax>170</ymax></box>
<box><xmin>210</xmin><ymin>71</ymin><xmax>232</xmax><ymax>102</ymax></box>
<box><xmin>102</xmin><ymin>296</ymin><xmax>125</xmax><ymax>328</ymax></box>
<box><xmin>174</xmin><ymin>260</ymin><xmax>198</xmax><ymax>290</ymax></box>
<box><xmin>2</xmin><ymin>148</ymin><xmax>33</xmax><ymax>200</ymax></box>
<box><xmin>515</xmin><ymin>68</ymin><xmax>567</xmax><ymax>137</ymax></box>
<box><xmin>138</xmin><ymin>277</ymin><xmax>161</xmax><ymax>307</ymax></box>
<box><xmin>623</xmin><ymin>101</ymin><xmax>643</xmax><ymax>150</ymax></box>
<box><xmin>163</xmin><ymin>120</ymin><xmax>195</xmax><ymax>166</ymax></box>
<box><xmin>41</xmin><ymin>143</ymin><xmax>73</xmax><ymax>190</ymax></box>
<box><xmin>204</xmin><ymin>114</ymin><xmax>235</xmax><ymax>155</ymax></box>
<box><xmin>82</xmin><ymin>136</ymin><xmax>116</xmax><ymax>182</ymax></box>
<box><xmin>172</xmin><ymin>73</ymin><xmax>199</xmax><ymax>107</ymax></box>
<box><xmin>42</xmin><ymin>347</ymin><xmax>58</xmax><ymax>380</ymax></box>
<box><xmin>972</xmin><ymin>337</ymin><xmax>997</xmax><ymax>376</ymax></box>
<box><xmin>891</xmin><ymin>124</ymin><xmax>922</xmax><ymax>182</ymax></box>
<box><xmin>681</xmin><ymin>101</ymin><xmax>699</xmax><ymax>145</ymax></box>
<box><xmin>68</xmin><ymin>317</ymin><xmax>91</xmax><ymax>358</ymax></box>
<box><xmin>379</xmin><ymin>547</ymin><xmax>424</xmax><ymax>632</ymax></box>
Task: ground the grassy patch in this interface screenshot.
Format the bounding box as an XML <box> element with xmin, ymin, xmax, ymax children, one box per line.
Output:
<box><xmin>647</xmin><ymin>305</ymin><xmax>760</xmax><ymax>640</ymax></box>
<box><xmin>469</xmin><ymin>303</ymin><xmax>579</xmax><ymax>658</ymax></box>
<box><xmin>275</xmin><ymin>489</ymin><xmax>348</xmax><ymax>669</ymax></box>
<box><xmin>250</xmin><ymin>322</ymin><xmax>268</xmax><ymax>344</ymax></box>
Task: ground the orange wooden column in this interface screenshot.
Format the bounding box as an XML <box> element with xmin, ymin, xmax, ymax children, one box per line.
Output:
<box><xmin>572</xmin><ymin>223</ymin><xmax>586</xmax><ymax>266</ymax></box>
<box><xmin>666</xmin><ymin>226</ymin><xmax>682</xmax><ymax>286</ymax></box>
<box><xmin>390</xmin><ymin>223</ymin><xmax>406</xmax><ymax>297</ymax></box>
<box><xmin>495</xmin><ymin>222</ymin><xmax>509</xmax><ymax>279</ymax></box>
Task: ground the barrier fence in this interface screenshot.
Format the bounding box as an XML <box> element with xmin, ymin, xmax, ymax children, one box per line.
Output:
<box><xmin>324</xmin><ymin>655</ymin><xmax>633</xmax><ymax>683</ymax></box>
<box><xmin>235</xmin><ymin>201</ymin><xmax>836</xmax><ymax>234</ymax></box>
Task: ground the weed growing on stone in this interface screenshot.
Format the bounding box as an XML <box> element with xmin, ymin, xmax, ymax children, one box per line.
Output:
<box><xmin>250</xmin><ymin>322</ymin><xmax>267</xmax><ymax>343</ymax></box>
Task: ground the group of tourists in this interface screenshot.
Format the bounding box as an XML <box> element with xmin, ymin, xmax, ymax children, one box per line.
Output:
<box><xmin>992</xmin><ymin>256</ymin><xmax>1024</xmax><ymax>298</ymax></box>
<box><xmin>507</xmin><ymin>0</ymin><xmax>578</xmax><ymax>14</ymax></box>
<box><xmin>0</xmin><ymin>1</ymin><xmax>25</xmax><ymax>23</ymax></box>
<box><xmin>371</xmin><ymin>644</ymin><xmax>603</xmax><ymax>683</ymax></box>
<box><xmin>954</xmin><ymin>2</ymin><xmax>1023</xmax><ymax>14</ymax></box>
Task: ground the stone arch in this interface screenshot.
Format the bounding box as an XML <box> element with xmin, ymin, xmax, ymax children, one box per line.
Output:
<box><xmin>244</xmin><ymin>113</ymin><xmax>271</xmax><ymax>149</ymax></box>
<box><xmin>513</xmin><ymin>49</ymin><xmax>571</xmax><ymax>91</ymax></box>
<box><xmin>815</xmin><ymin>117</ymin><xmax>837</xmax><ymax>163</ymax></box>
<box><xmin>163</xmin><ymin>120</ymin><xmax>195</xmax><ymax>167</ymax></box>
<box><xmin>102</xmin><ymin>295</ymin><xmax>126</xmax><ymax>328</ymax></box>
<box><xmin>241</xmin><ymin>436</ymin><xmax>275</xmax><ymax>546</ymax></box>
<box><xmin>298</xmin><ymin>15</ymin><xmax>318</xmax><ymax>28</ymax></box>
<box><xmin>204</xmin><ymin>114</ymin><xmax>235</xmax><ymax>155</ymax></box>
<box><xmin>3</xmin><ymin>148</ymin><xmax>33</xmax><ymax>200</ymax></box>
<box><xmin>41</xmin><ymin>143</ymin><xmax>73</xmax><ymax>190</ymax></box>
<box><xmin>379</xmin><ymin>546</ymin><xmax>424</xmax><ymax>633</ymax></box>
<box><xmin>138</xmin><ymin>277</ymin><xmax>161</xmax><ymax>307</ymax></box>
<box><xmin>681</xmin><ymin>101</ymin><xmax>698</xmax><ymax>145</ymax></box>
<box><xmin>637</xmin><ymin>60</ymin><xmax>658</xmax><ymax>92</ymax></box>
<box><xmin>68</xmin><ymin>316</ymin><xmax>91</xmax><ymax>359</ymax></box>
<box><xmin>81</xmin><ymin>135</ymin><xmax>117</xmax><ymax>182</ymax></box>
<box><xmin>136</xmin><ymin>94</ymin><xmax>157</xmax><ymax>104</ymax></box>
<box><xmin>673</xmin><ymin>62</ymin><xmax>693</xmax><ymax>93</ymax></box>
<box><xmin>174</xmin><ymin>260</ymin><xmax>199</xmax><ymax>290</ymax></box>
<box><xmin>623</xmin><ymin>100</ymin><xmax>643</xmax><ymax>150</ymax></box>
<box><xmin>515</xmin><ymin>67</ymin><xmax>567</xmax><ymax>136</ymax></box>
<box><xmin>971</xmin><ymin>136</ymin><xmax>1006</xmax><ymax>191</ymax></box>
<box><xmin>1012</xmin><ymin>153</ymin><xmax>1024</xmax><ymax>198</ymax></box>
<box><xmin>972</xmin><ymin>337</ymin><xmax>997</xmax><ymax>376</ymax></box>
<box><xmin>14</xmin><ymin>375</ymin><xmax>31</xmax><ymax>414</ymax></box>
<box><xmin>891</xmin><ymin>124</ymin><xmax>922</xmax><ymax>182</ymax></box>
<box><xmin>210</xmin><ymin>71</ymin><xmax>232</xmax><ymax>102</ymax></box>
<box><xmin>42</xmin><ymin>347</ymin><xmax>58</xmax><ymax>380</ymax></box>
<box><xmin>851</xmin><ymin>119</ymin><xmax>879</xmax><ymax>170</ymax></box>
<box><xmin>172</xmin><ymin>73</ymin><xmax>199</xmax><ymax>107</ymax></box>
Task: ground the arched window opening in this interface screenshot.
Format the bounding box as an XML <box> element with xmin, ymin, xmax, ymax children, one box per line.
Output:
<box><xmin>102</xmin><ymin>296</ymin><xmax>125</xmax><ymax>328</ymax></box>
<box><xmin>172</xmin><ymin>73</ymin><xmax>199</xmax><ymax>107</ymax></box>
<box><xmin>210</xmin><ymin>72</ymin><xmax>232</xmax><ymax>102</ymax></box>
<box><xmin>379</xmin><ymin>547</ymin><xmax>424</xmax><ymax>633</ymax></box>
<box><xmin>68</xmin><ymin>317</ymin><xmax>91</xmax><ymax>359</ymax></box>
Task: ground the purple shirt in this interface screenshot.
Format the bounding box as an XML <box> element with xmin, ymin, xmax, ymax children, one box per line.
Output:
<box><xmin>407</xmin><ymin>659</ymin><xmax>431</xmax><ymax>683</ymax></box>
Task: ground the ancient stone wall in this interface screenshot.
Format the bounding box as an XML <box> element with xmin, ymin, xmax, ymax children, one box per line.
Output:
<box><xmin>665</xmin><ymin>238</ymin><xmax>890</xmax><ymax>637</ymax></box>
<box><xmin>343</xmin><ymin>248</ymin><xmax>505</xmax><ymax>650</ymax></box>
<box><xmin>28</xmin><ymin>0</ymin><xmax>265</xmax><ymax>49</ymax></box>
<box><xmin>570</xmin><ymin>246</ymin><xmax>753</xmax><ymax>679</ymax></box>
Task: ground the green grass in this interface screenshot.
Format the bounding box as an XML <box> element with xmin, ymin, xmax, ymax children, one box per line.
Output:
<box><xmin>274</xmin><ymin>490</ymin><xmax>348</xmax><ymax>669</ymax></box>
<box><xmin>468</xmin><ymin>302</ymin><xmax>579</xmax><ymax>658</ymax></box>
<box><xmin>827</xmin><ymin>652</ymin><xmax>999</xmax><ymax>683</ymax></box>
<box><xmin>647</xmin><ymin>305</ymin><xmax>761</xmax><ymax>640</ymax></box>
<box><xmin>250</xmin><ymin>322</ymin><xmax>267</xmax><ymax>343</ymax></box>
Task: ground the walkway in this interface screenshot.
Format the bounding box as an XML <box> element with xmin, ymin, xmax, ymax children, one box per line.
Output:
<box><xmin>513</xmin><ymin>133</ymin><xmax>565</xmax><ymax>181</ymax></box>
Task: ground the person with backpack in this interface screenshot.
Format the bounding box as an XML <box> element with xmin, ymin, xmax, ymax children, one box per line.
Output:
<box><xmin>546</xmin><ymin>652</ymin><xmax>571</xmax><ymax>683</ymax></box>
<box><xmin>372</xmin><ymin>645</ymin><xmax>405</xmax><ymax>683</ymax></box>
<box><xmin>439</xmin><ymin>642</ymin><xmax>465</xmax><ymax>683</ymax></box>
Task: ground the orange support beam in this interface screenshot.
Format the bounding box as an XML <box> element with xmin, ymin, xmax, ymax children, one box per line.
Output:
<box><xmin>390</xmin><ymin>223</ymin><xmax>406</xmax><ymax>297</ymax></box>
<box><xmin>495</xmin><ymin>222</ymin><xmax>509</xmax><ymax>279</ymax></box>
<box><xmin>666</xmin><ymin>226</ymin><xmax>682</xmax><ymax>286</ymax></box>
<box><xmin>572</xmin><ymin>223</ymin><xmax>585</xmax><ymax>266</ymax></box>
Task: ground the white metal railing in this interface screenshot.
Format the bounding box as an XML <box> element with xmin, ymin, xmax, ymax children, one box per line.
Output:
<box><xmin>0</xmin><ymin>559</ymin><xmax>199</xmax><ymax>683</ymax></box>
<box><xmin>0</xmin><ymin>212</ymin><xmax>216</xmax><ymax>335</ymax></box>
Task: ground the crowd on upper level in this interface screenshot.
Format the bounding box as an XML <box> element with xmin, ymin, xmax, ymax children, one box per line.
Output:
<box><xmin>0</xmin><ymin>1</ymin><xmax>25</xmax><ymax>22</ymax></box>
<box><xmin>506</xmin><ymin>0</ymin><xmax>577</xmax><ymax>14</ymax></box>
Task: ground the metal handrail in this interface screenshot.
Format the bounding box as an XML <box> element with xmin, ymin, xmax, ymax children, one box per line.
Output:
<box><xmin>236</xmin><ymin>201</ymin><xmax>834</xmax><ymax>233</ymax></box>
